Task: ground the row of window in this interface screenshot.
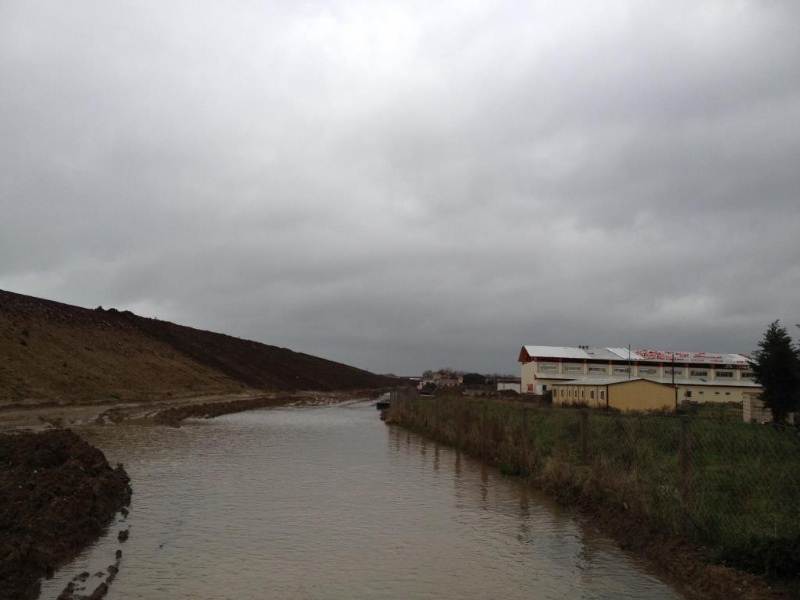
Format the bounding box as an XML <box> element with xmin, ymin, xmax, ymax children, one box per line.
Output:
<box><xmin>561</xmin><ymin>388</ymin><xmax>734</xmax><ymax>400</ymax></box>
<box><xmin>559</xmin><ymin>388</ymin><xmax>605</xmax><ymax>401</ymax></box>
<box><xmin>534</xmin><ymin>363</ymin><xmax>752</xmax><ymax>379</ymax></box>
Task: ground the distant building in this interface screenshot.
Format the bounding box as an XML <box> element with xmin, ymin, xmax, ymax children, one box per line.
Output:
<box><xmin>496</xmin><ymin>377</ymin><xmax>521</xmax><ymax>394</ymax></box>
<box><xmin>519</xmin><ymin>345</ymin><xmax>760</xmax><ymax>404</ymax></box>
<box><xmin>551</xmin><ymin>378</ymin><xmax>676</xmax><ymax>412</ymax></box>
<box><xmin>432</xmin><ymin>370</ymin><xmax>459</xmax><ymax>387</ymax></box>
<box><xmin>458</xmin><ymin>373</ymin><xmax>489</xmax><ymax>386</ymax></box>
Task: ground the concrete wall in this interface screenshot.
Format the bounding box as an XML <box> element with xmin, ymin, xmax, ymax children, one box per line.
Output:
<box><xmin>743</xmin><ymin>393</ymin><xmax>796</xmax><ymax>424</ymax></box>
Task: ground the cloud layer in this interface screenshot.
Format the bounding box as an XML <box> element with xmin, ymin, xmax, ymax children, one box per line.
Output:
<box><xmin>2</xmin><ymin>1</ymin><xmax>799</xmax><ymax>374</ymax></box>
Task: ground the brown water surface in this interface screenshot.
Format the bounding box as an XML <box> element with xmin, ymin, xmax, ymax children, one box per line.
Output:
<box><xmin>38</xmin><ymin>400</ymin><xmax>685</xmax><ymax>599</ymax></box>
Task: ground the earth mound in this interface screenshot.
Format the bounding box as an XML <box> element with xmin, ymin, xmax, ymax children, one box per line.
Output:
<box><xmin>0</xmin><ymin>428</ymin><xmax>131</xmax><ymax>599</ymax></box>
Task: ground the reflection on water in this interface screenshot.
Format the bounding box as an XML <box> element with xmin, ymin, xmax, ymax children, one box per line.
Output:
<box><xmin>39</xmin><ymin>401</ymin><xmax>683</xmax><ymax>599</ymax></box>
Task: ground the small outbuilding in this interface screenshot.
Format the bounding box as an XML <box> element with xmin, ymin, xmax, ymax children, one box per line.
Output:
<box><xmin>743</xmin><ymin>392</ymin><xmax>796</xmax><ymax>424</ymax></box>
<box><xmin>552</xmin><ymin>377</ymin><xmax>677</xmax><ymax>412</ymax></box>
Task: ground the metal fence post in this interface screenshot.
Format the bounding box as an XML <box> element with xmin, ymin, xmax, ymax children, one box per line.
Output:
<box><xmin>482</xmin><ymin>401</ymin><xmax>488</xmax><ymax>456</ymax></box>
<box><xmin>456</xmin><ymin>402</ymin><xmax>462</xmax><ymax>447</ymax></box>
<box><xmin>581</xmin><ymin>410</ymin><xmax>589</xmax><ymax>465</ymax></box>
<box><xmin>521</xmin><ymin>404</ymin><xmax>529</xmax><ymax>457</ymax></box>
<box><xmin>680</xmin><ymin>416</ymin><xmax>693</xmax><ymax>532</ymax></box>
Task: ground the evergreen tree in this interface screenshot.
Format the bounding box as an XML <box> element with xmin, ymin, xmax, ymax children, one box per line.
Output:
<box><xmin>749</xmin><ymin>321</ymin><xmax>800</xmax><ymax>423</ymax></box>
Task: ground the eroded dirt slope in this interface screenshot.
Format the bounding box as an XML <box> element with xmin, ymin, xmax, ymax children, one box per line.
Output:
<box><xmin>0</xmin><ymin>289</ymin><xmax>394</xmax><ymax>406</ymax></box>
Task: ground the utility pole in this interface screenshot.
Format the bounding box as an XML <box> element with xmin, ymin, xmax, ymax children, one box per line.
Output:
<box><xmin>628</xmin><ymin>344</ymin><xmax>631</xmax><ymax>379</ymax></box>
<box><xmin>672</xmin><ymin>352</ymin><xmax>678</xmax><ymax>412</ymax></box>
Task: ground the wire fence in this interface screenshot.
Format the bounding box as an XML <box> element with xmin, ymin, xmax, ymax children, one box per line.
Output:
<box><xmin>387</xmin><ymin>391</ymin><xmax>800</xmax><ymax>578</ymax></box>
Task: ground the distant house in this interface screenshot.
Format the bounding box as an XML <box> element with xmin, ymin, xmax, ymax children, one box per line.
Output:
<box><xmin>552</xmin><ymin>378</ymin><xmax>676</xmax><ymax>412</ymax></box>
<box><xmin>430</xmin><ymin>370</ymin><xmax>458</xmax><ymax>388</ymax></box>
<box><xmin>458</xmin><ymin>373</ymin><xmax>489</xmax><ymax>386</ymax></box>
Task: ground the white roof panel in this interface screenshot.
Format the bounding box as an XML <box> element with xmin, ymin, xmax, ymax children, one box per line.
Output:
<box><xmin>605</xmin><ymin>348</ymin><xmax>646</xmax><ymax>361</ymax></box>
<box><xmin>523</xmin><ymin>346</ymin><xmax>591</xmax><ymax>360</ymax></box>
<box><xmin>552</xmin><ymin>377</ymin><xmax>647</xmax><ymax>386</ymax></box>
<box><xmin>522</xmin><ymin>345</ymin><xmax>751</xmax><ymax>366</ymax></box>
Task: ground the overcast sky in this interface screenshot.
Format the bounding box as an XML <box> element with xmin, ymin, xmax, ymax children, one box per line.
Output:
<box><xmin>2</xmin><ymin>1</ymin><xmax>799</xmax><ymax>375</ymax></box>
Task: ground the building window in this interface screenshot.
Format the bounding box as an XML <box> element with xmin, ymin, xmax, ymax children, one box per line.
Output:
<box><xmin>589</xmin><ymin>366</ymin><xmax>608</xmax><ymax>374</ymax></box>
<box><xmin>638</xmin><ymin>367</ymin><xmax>657</xmax><ymax>375</ymax></box>
<box><xmin>564</xmin><ymin>365</ymin><xmax>583</xmax><ymax>373</ymax></box>
<box><xmin>599</xmin><ymin>390</ymin><xmax>605</xmax><ymax>400</ymax></box>
<box><xmin>690</xmin><ymin>370</ymin><xmax>708</xmax><ymax>377</ymax></box>
<box><xmin>539</xmin><ymin>363</ymin><xmax>558</xmax><ymax>372</ymax></box>
<box><xmin>665</xmin><ymin>368</ymin><xmax>684</xmax><ymax>376</ymax></box>
<box><xmin>715</xmin><ymin>371</ymin><xmax>734</xmax><ymax>378</ymax></box>
<box><xmin>612</xmin><ymin>367</ymin><xmax>630</xmax><ymax>375</ymax></box>
<box><xmin>590</xmin><ymin>390</ymin><xmax>595</xmax><ymax>400</ymax></box>
<box><xmin>581</xmin><ymin>390</ymin><xmax>585</xmax><ymax>399</ymax></box>
<box><xmin>741</xmin><ymin>371</ymin><xmax>755</xmax><ymax>379</ymax></box>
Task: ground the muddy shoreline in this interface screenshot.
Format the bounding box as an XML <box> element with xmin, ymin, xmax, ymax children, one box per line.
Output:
<box><xmin>0</xmin><ymin>389</ymin><xmax>389</xmax><ymax>599</ymax></box>
<box><xmin>0</xmin><ymin>388</ymin><xmax>394</xmax><ymax>432</ymax></box>
<box><xmin>0</xmin><ymin>429</ymin><xmax>131</xmax><ymax>600</ymax></box>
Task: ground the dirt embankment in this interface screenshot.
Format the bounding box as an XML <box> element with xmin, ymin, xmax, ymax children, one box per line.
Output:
<box><xmin>0</xmin><ymin>288</ymin><xmax>397</xmax><ymax>407</ymax></box>
<box><xmin>0</xmin><ymin>429</ymin><xmax>131</xmax><ymax>600</ymax></box>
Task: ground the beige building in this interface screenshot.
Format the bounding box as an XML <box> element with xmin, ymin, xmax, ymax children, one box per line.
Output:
<box><xmin>519</xmin><ymin>345</ymin><xmax>761</xmax><ymax>404</ymax></box>
<box><xmin>552</xmin><ymin>378</ymin><xmax>677</xmax><ymax>412</ymax></box>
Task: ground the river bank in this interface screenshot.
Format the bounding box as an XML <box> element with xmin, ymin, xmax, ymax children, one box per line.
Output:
<box><xmin>385</xmin><ymin>394</ymin><xmax>797</xmax><ymax>600</ymax></box>
<box><xmin>0</xmin><ymin>388</ymin><xmax>393</xmax><ymax>432</ymax></box>
<box><xmin>0</xmin><ymin>429</ymin><xmax>131</xmax><ymax>600</ymax></box>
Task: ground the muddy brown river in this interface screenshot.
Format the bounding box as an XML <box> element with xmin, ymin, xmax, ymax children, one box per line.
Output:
<box><xmin>38</xmin><ymin>400</ymin><xmax>685</xmax><ymax>599</ymax></box>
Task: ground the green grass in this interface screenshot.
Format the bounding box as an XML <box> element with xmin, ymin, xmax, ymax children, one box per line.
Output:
<box><xmin>387</xmin><ymin>394</ymin><xmax>800</xmax><ymax>580</ymax></box>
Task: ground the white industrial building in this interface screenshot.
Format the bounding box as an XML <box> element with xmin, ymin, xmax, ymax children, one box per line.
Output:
<box><xmin>519</xmin><ymin>345</ymin><xmax>761</xmax><ymax>404</ymax></box>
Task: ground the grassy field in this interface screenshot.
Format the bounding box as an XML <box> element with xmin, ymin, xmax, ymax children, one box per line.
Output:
<box><xmin>386</xmin><ymin>393</ymin><xmax>800</xmax><ymax>580</ymax></box>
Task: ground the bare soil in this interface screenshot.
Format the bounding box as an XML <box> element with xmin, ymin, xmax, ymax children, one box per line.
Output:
<box><xmin>0</xmin><ymin>288</ymin><xmax>397</xmax><ymax>408</ymax></box>
<box><xmin>0</xmin><ymin>429</ymin><xmax>131</xmax><ymax>600</ymax></box>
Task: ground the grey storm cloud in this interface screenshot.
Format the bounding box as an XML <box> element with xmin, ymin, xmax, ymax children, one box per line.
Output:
<box><xmin>2</xmin><ymin>0</ymin><xmax>799</xmax><ymax>375</ymax></box>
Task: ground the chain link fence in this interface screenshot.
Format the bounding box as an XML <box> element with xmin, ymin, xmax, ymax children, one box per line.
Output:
<box><xmin>387</xmin><ymin>393</ymin><xmax>800</xmax><ymax>578</ymax></box>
